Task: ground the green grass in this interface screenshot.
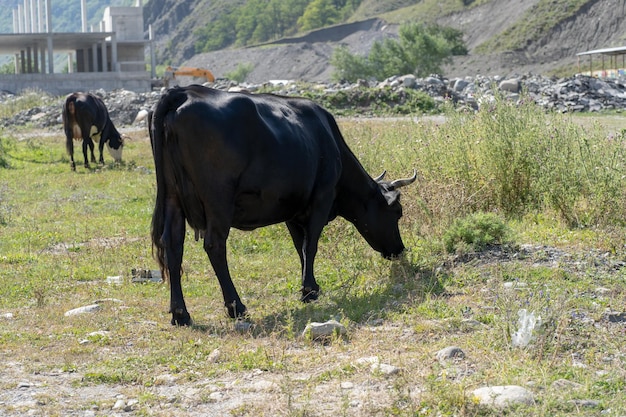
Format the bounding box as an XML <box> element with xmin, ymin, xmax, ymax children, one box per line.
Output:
<box><xmin>1</xmin><ymin>100</ymin><xmax>625</xmax><ymax>415</ymax></box>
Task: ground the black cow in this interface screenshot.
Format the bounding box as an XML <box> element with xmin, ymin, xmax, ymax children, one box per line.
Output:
<box><xmin>150</xmin><ymin>85</ymin><xmax>416</xmax><ymax>325</ymax></box>
<box><xmin>62</xmin><ymin>92</ymin><xmax>124</xmax><ymax>171</ymax></box>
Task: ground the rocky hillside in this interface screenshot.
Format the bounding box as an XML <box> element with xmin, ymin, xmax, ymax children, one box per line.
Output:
<box><xmin>144</xmin><ymin>0</ymin><xmax>626</xmax><ymax>82</ymax></box>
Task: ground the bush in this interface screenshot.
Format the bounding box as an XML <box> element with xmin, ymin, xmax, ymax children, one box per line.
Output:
<box><xmin>298</xmin><ymin>87</ymin><xmax>437</xmax><ymax>116</ymax></box>
<box><xmin>225</xmin><ymin>63</ymin><xmax>254</xmax><ymax>83</ymax></box>
<box><xmin>443</xmin><ymin>212</ymin><xmax>511</xmax><ymax>253</ymax></box>
<box><xmin>331</xmin><ymin>22</ymin><xmax>466</xmax><ymax>82</ymax></box>
<box><xmin>414</xmin><ymin>93</ymin><xmax>626</xmax><ymax>228</ymax></box>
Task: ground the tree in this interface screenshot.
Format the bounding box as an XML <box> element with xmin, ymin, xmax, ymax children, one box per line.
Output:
<box><xmin>330</xmin><ymin>45</ymin><xmax>372</xmax><ymax>81</ymax></box>
<box><xmin>330</xmin><ymin>22</ymin><xmax>467</xmax><ymax>82</ymax></box>
<box><xmin>298</xmin><ymin>0</ymin><xmax>341</xmax><ymax>31</ymax></box>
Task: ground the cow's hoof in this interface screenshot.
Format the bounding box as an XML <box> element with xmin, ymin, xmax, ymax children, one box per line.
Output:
<box><xmin>301</xmin><ymin>287</ymin><xmax>320</xmax><ymax>303</ymax></box>
<box><xmin>171</xmin><ymin>308</ymin><xmax>192</xmax><ymax>326</ymax></box>
<box><xmin>225</xmin><ymin>301</ymin><xmax>248</xmax><ymax>319</ymax></box>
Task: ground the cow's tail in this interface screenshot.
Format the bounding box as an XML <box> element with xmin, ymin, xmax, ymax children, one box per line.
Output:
<box><xmin>149</xmin><ymin>88</ymin><xmax>187</xmax><ymax>282</ymax></box>
<box><xmin>62</xmin><ymin>94</ymin><xmax>77</xmax><ymax>155</ymax></box>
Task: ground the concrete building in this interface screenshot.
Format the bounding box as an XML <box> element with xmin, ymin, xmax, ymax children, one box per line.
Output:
<box><xmin>0</xmin><ymin>0</ymin><xmax>151</xmax><ymax>95</ymax></box>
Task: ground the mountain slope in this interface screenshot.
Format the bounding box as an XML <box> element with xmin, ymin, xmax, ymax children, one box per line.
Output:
<box><xmin>175</xmin><ymin>0</ymin><xmax>626</xmax><ymax>82</ymax></box>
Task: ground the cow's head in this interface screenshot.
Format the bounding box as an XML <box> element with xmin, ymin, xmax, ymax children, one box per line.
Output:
<box><xmin>355</xmin><ymin>170</ymin><xmax>417</xmax><ymax>259</ymax></box>
<box><xmin>106</xmin><ymin>133</ymin><xmax>125</xmax><ymax>162</ymax></box>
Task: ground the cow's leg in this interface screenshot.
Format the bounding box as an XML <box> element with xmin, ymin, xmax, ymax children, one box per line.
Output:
<box><xmin>81</xmin><ymin>139</ymin><xmax>91</xmax><ymax>168</ymax></box>
<box><xmin>97</xmin><ymin>127</ymin><xmax>107</xmax><ymax>165</ymax></box>
<box><xmin>66</xmin><ymin>136</ymin><xmax>76</xmax><ymax>171</ymax></box>
<box><xmin>98</xmin><ymin>139</ymin><xmax>106</xmax><ymax>165</ymax></box>
<box><xmin>88</xmin><ymin>139</ymin><xmax>97</xmax><ymax>164</ymax></box>
<box><xmin>203</xmin><ymin>229</ymin><xmax>247</xmax><ymax>318</ymax></box>
<box><xmin>286</xmin><ymin>220</ymin><xmax>320</xmax><ymax>303</ymax></box>
<box><xmin>162</xmin><ymin>199</ymin><xmax>190</xmax><ymax>326</ymax></box>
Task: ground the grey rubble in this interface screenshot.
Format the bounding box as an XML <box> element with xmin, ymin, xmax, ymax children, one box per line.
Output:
<box><xmin>2</xmin><ymin>73</ymin><xmax>625</xmax><ymax>129</ymax></box>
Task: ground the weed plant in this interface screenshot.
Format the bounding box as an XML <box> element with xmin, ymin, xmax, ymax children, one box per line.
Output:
<box><xmin>408</xmin><ymin>93</ymin><xmax>626</xmax><ymax>229</ymax></box>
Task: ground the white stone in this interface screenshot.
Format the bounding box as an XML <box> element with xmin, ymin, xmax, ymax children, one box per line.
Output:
<box><xmin>303</xmin><ymin>320</ymin><xmax>346</xmax><ymax>339</ymax></box>
<box><xmin>471</xmin><ymin>385</ymin><xmax>534</xmax><ymax>408</ymax></box>
<box><xmin>64</xmin><ymin>304</ymin><xmax>101</xmax><ymax>316</ymax></box>
<box><xmin>371</xmin><ymin>362</ymin><xmax>400</xmax><ymax>376</ymax></box>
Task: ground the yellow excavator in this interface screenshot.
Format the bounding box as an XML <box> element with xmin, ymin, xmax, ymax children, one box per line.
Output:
<box><xmin>163</xmin><ymin>66</ymin><xmax>215</xmax><ymax>87</ymax></box>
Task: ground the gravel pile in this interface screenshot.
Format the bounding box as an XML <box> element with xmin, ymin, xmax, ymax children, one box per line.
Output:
<box><xmin>2</xmin><ymin>73</ymin><xmax>625</xmax><ymax>129</ymax></box>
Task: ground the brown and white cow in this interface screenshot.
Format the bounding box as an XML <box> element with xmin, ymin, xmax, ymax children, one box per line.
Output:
<box><xmin>62</xmin><ymin>92</ymin><xmax>123</xmax><ymax>171</ymax></box>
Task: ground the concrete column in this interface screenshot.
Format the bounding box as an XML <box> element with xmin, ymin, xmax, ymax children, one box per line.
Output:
<box><xmin>111</xmin><ymin>33</ymin><xmax>118</xmax><ymax>72</ymax></box>
<box><xmin>81</xmin><ymin>0</ymin><xmax>87</xmax><ymax>32</ymax></box>
<box><xmin>39</xmin><ymin>45</ymin><xmax>46</xmax><ymax>74</ymax></box>
<box><xmin>45</xmin><ymin>0</ymin><xmax>51</xmax><ymax>33</ymax></box>
<box><xmin>67</xmin><ymin>52</ymin><xmax>73</xmax><ymax>74</ymax></box>
<box><xmin>101</xmin><ymin>39</ymin><xmax>108</xmax><ymax>72</ymax></box>
<box><xmin>92</xmin><ymin>44</ymin><xmax>98</xmax><ymax>72</ymax></box>
<box><xmin>47</xmin><ymin>35</ymin><xmax>53</xmax><ymax>73</ymax></box>
<box><xmin>33</xmin><ymin>45</ymin><xmax>39</xmax><ymax>73</ymax></box>
<box><xmin>30</xmin><ymin>0</ymin><xmax>36</xmax><ymax>33</ymax></box>
<box><xmin>149</xmin><ymin>24</ymin><xmax>156</xmax><ymax>78</ymax></box>
<box><xmin>37</xmin><ymin>0</ymin><xmax>43</xmax><ymax>33</ymax></box>
<box><xmin>13</xmin><ymin>9</ymin><xmax>18</xmax><ymax>33</ymax></box>
<box><xmin>26</xmin><ymin>46</ymin><xmax>32</xmax><ymax>73</ymax></box>
<box><xmin>23</xmin><ymin>0</ymin><xmax>30</xmax><ymax>32</ymax></box>
<box><xmin>20</xmin><ymin>50</ymin><xmax>26</xmax><ymax>73</ymax></box>
<box><xmin>14</xmin><ymin>54</ymin><xmax>20</xmax><ymax>74</ymax></box>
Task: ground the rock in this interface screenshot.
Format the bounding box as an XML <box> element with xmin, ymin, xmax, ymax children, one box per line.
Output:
<box><xmin>568</xmin><ymin>399</ymin><xmax>600</xmax><ymax>408</ymax></box>
<box><xmin>471</xmin><ymin>385</ymin><xmax>535</xmax><ymax>408</ymax></box>
<box><xmin>64</xmin><ymin>304</ymin><xmax>101</xmax><ymax>316</ymax></box>
<box><xmin>435</xmin><ymin>346</ymin><xmax>465</xmax><ymax>362</ymax></box>
<box><xmin>234</xmin><ymin>320</ymin><xmax>253</xmax><ymax>333</ymax></box>
<box><xmin>355</xmin><ymin>356</ymin><xmax>379</xmax><ymax>366</ymax></box>
<box><xmin>207</xmin><ymin>348</ymin><xmax>221</xmax><ymax>363</ymax></box>
<box><xmin>452</xmin><ymin>78</ymin><xmax>470</xmax><ymax>92</ymax></box>
<box><xmin>551</xmin><ymin>378</ymin><xmax>583</xmax><ymax>390</ymax></box>
<box><xmin>112</xmin><ymin>399</ymin><xmax>126</xmax><ymax>410</ymax></box>
<box><xmin>604</xmin><ymin>311</ymin><xmax>626</xmax><ymax>323</ymax></box>
<box><xmin>134</xmin><ymin>109</ymin><xmax>149</xmax><ymax>123</ymax></box>
<box><xmin>499</xmin><ymin>78</ymin><xmax>520</xmax><ymax>93</ymax></box>
<box><xmin>302</xmin><ymin>319</ymin><xmax>347</xmax><ymax>339</ymax></box>
<box><xmin>400</xmin><ymin>74</ymin><xmax>417</xmax><ymax>88</ymax></box>
<box><xmin>154</xmin><ymin>374</ymin><xmax>178</xmax><ymax>386</ymax></box>
<box><xmin>371</xmin><ymin>362</ymin><xmax>401</xmax><ymax>376</ymax></box>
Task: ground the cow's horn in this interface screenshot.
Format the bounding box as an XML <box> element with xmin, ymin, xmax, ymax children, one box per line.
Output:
<box><xmin>390</xmin><ymin>170</ymin><xmax>417</xmax><ymax>189</ymax></box>
<box><xmin>373</xmin><ymin>170</ymin><xmax>387</xmax><ymax>182</ymax></box>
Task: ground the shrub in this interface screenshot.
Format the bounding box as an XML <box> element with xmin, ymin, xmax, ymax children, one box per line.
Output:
<box><xmin>331</xmin><ymin>22</ymin><xmax>466</xmax><ymax>82</ymax></box>
<box><xmin>443</xmin><ymin>212</ymin><xmax>510</xmax><ymax>253</ymax></box>
<box><xmin>225</xmin><ymin>63</ymin><xmax>254</xmax><ymax>83</ymax></box>
<box><xmin>415</xmin><ymin>92</ymin><xmax>626</xmax><ymax>227</ymax></box>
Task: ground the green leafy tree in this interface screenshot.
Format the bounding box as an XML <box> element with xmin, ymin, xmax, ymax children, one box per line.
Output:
<box><xmin>330</xmin><ymin>45</ymin><xmax>373</xmax><ymax>81</ymax></box>
<box><xmin>0</xmin><ymin>62</ymin><xmax>15</xmax><ymax>74</ymax></box>
<box><xmin>331</xmin><ymin>22</ymin><xmax>467</xmax><ymax>82</ymax></box>
<box><xmin>194</xmin><ymin>12</ymin><xmax>237</xmax><ymax>52</ymax></box>
<box><xmin>195</xmin><ymin>0</ymin><xmax>311</xmax><ymax>52</ymax></box>
<box><xmin>225</xmin><ymin>63</ymin><xmax>254</xmax><ymax>83</ymax></box>
<box><xmin>298</xmin><ymin>0</ymin><xmax>341</xmax><ymax>31</ymax></box>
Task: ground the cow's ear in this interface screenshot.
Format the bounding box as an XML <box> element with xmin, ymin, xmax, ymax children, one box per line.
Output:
<box><xmin>382</xmin><ymin>189</ymin><xmax>400</xmax><ymax>205</ymax></box>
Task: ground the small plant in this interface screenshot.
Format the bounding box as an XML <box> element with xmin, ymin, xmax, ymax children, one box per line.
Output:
<box><xmin>443</xmin><ymin>212</ymin><xmax>510</xmax><ymax>253</ymax></box>
<box><xmin>225</xmin><ymin>63</ymin><xmax>254</xmax><ymax>83</ymax></box>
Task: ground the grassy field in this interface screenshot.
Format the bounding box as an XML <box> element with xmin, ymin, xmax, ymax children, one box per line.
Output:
<box><xmin>1</xmin><ymin>98</ymin><xmax>625</xmax><ymax>416</ymax></box>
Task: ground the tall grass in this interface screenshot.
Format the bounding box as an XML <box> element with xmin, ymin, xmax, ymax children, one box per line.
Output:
<box><xmin>407</xmin><ymin>93</ymin><xmax>626</xmax><ymax>229</ymax></box>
